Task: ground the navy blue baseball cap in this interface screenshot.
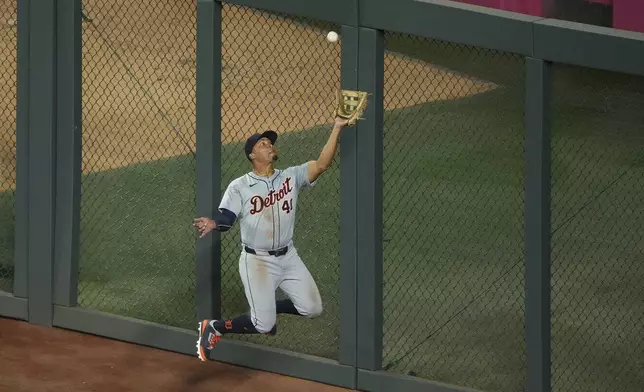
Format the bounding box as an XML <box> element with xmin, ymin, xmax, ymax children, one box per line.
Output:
<box><xmin>245</xmin><ymin>130</ymin><xmax>278</xmax><ymax>160</ymax></box>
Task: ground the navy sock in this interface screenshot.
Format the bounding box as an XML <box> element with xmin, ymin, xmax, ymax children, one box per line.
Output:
<box><xmin>276</xmin><ymin>299</ymin><xmax>301</xmax><ymax>315</ymax></box>
<box><xmin>213</xmin><ymin>315</ymin><xmax>276</xmax><ymax>335</ymax></box>
<box><xmin>213</xmin><ymin>315</ymin><xmax>257</xmax><ymax>335</ymax></box>
<box><xmin>213</xmin><ymin>299</ymin><xmax>299</xmax><ymax>336</ymax></box>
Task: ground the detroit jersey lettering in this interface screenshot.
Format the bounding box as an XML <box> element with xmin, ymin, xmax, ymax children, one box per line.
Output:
<box><xmin>218</xmin><ymin>162</ymin><xmax>314</xmax><ymax>250</ymax></box>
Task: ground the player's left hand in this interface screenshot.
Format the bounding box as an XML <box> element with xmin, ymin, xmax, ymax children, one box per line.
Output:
<box><xmin>193</xmin><ymin>217</ymin><xmax>216</xmax><ymax>238</ymax></box>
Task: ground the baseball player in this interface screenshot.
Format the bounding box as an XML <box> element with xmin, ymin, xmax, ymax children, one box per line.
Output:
<box><xmin>193</xmin><ymin>116</ymin><xmax>350</xmax><ymax>362</ymax></box>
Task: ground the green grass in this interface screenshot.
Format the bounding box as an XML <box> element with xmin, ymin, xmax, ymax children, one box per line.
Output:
<box><xmin>548</xmin><ymin>68</ymin><xmax>644</xmax><ymax>392</ymax></box>
<box><xmin>380</xmin><ymin>84</ymin><xmax>526</xmax><ymax>392</ymax></box>
<box><xmin>76</xmin><ymin>155</ymin><xmax>198</xmax><ymax>327</ymax></box>
<box><xmin>379</xmin><ymin>82</ymin><xmax>644</xmax><ymax>392</ymax></box>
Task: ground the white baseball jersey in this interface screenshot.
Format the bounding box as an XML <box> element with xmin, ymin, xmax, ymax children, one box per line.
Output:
<box><xmin>218</xmin><ymin>162</ymin><xmax>315</xmax><ymax>251</ymax></box>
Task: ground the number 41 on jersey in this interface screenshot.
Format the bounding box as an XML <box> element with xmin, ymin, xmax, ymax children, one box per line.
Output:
<box><xmin>282</xmin><ymin>199</ymin><xmax>293</xmax><ymax>214</ymax></box>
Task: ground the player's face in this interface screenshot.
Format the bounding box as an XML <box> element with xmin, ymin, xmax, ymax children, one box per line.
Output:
<box><xmin>253</xmin><ymin>137</ymin><xmax>278</xmax><ymax>163</ymax></box>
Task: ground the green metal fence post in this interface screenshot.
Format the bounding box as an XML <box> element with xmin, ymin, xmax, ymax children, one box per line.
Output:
<box><xmin>339</xmin><ymin>24</ymin><xmax>359</xmax><ymax>370</ymax></box>
<box><xmin>195</xmin><ymin>0</ymin><xmax>222</xmax><ymax>321</ymax></box>
<box><xmin>54</xmin><ymin>0</ymin><xmax>82</xmax><ymax>307</ymax></box>
<box><xmin>524</xmin><ymin>56</ymin><xmax>552</xmax><ymax>392</ymax></box>
<box><xmin>27</xmin><ymin>0</ymin><xmax>57</xmax><ymax>326</ymax></box>
<box><xmin>14</xmin><ymin>0</ymin><xmax>32</xmax><ymax>299</ymax></box>
<box><xmin>356</xmin><ymin>26</ymin><xmax>384</xmax><ymax>371</ymax></box>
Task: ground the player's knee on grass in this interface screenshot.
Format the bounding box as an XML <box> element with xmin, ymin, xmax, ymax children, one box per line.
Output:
<box><xmin>298</xmin><ymin>299</ymin><xmax>323</xmax><ymax>318</ymax></box>
<box><xmin>253</xmin><ymin>313</ymin><xmax>277</xmax><ymax>334</ymax></box>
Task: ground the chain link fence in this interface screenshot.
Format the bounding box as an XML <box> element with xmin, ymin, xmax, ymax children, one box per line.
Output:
<box><xmin>381</xmin><ymin>33</ymin><xmax>526</xmax><ymax>392</ymax></box>
<box><xmin>551</xmin><ymin>65</ymin><xmax>644</xmax><ymax>392</ymax></box>
<box><xmin>77</xmin><ymin>0</ymin><xmax>197</xmax><ymax>329</ymax></box>
<box><xmin>0</xmin><ymin>1</ymin><xmax>17</xmax><ymax>293</ymax></box>
<box><xmin>220</xmin><ymin>4</ymin><xmax>342</xmax><ymax>360</ymax></box>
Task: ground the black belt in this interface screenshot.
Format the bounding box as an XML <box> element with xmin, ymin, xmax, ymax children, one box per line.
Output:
<box><xmin>244</xmin><ymin>245</ymin><xmax>288</xmax><ymax>257</ymax></box>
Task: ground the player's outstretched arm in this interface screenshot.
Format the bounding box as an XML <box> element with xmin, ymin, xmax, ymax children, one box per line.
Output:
<box><xmin>307</xmin><ymin>116</ymin><xmax>350</xmax><ymax>183</ymax></box>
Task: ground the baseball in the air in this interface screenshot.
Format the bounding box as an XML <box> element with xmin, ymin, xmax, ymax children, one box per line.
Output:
<box><xmin>326</xmin><ymin>31</ymin><xmax>339</xmax><ymax>43</ymax></box>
